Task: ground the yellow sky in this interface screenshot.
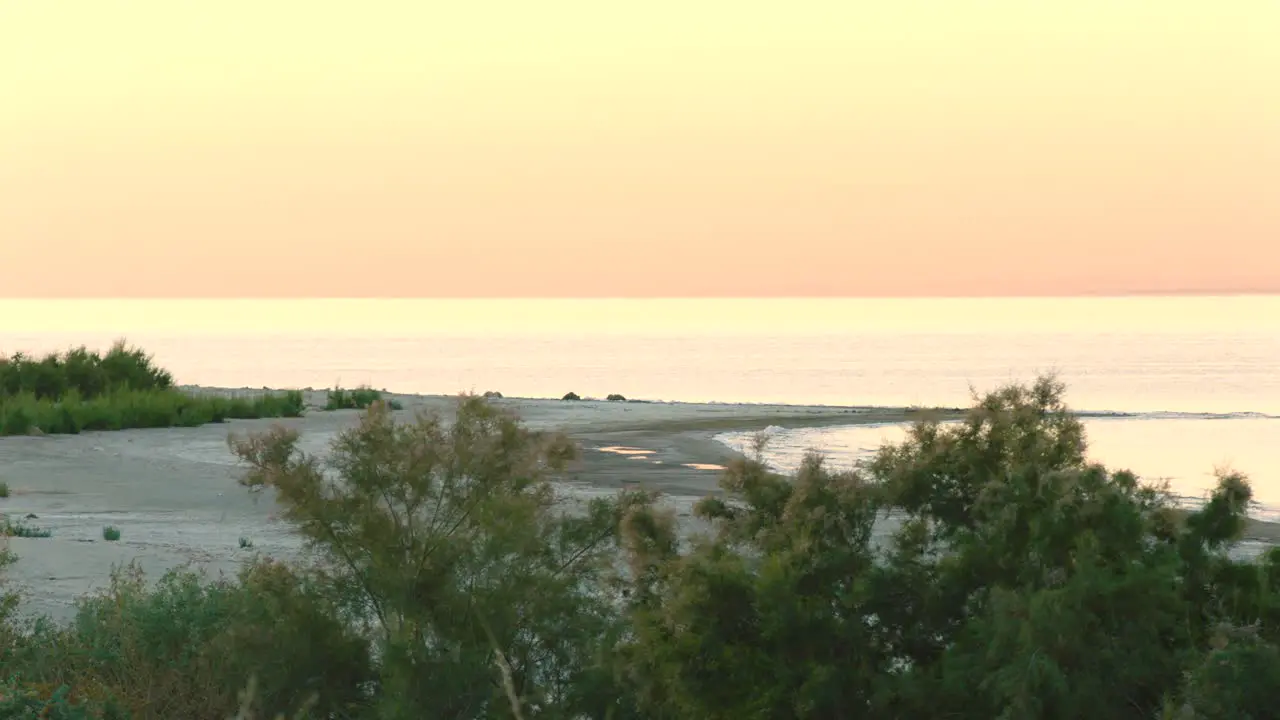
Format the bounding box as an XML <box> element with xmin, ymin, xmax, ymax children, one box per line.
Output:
<box><xmin>4</xmin><ymin>297</ymin><xmax>1280</xmax><ymax>336</ymax></box>
<box><xmin>2</xmin><ymin>1</ymin><xmax>1277</xmax><ymax>297</ymax></box>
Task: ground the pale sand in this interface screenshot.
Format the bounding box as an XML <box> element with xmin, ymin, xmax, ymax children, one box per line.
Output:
<box><xmin>1</xmin><ymin>389</ymin><xmax>1275</xmax><ymax>621</ymax></box>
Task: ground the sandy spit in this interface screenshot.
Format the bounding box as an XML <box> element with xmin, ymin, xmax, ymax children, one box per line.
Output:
<box><xmin>1</xmin><ymin>388</ymin><xmax>1274</xmax><ymax>621</ymax></box>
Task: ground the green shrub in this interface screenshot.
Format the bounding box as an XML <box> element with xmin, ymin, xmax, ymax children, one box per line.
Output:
<box><xmin>2</xmin><ymin>516</ymin><xmax>51</xmax><ymax>538</ymax></box>
<box><xmin>1178</xmin><ymin>628</ymin><xmax>1280</xmax><ymax>719</ymax></box>
<box><xmin>606</xmin><ymin>393</ymin><xmax>626</xmax><ymax>402</ymax></box>
<box><xmin>229</xmin><ymin>390</ymin><xmax>305</xmax><ymax>419</ymax></box>
<box><xmin>0</xmin><ymin>341</ymin><xmax>172</xmax><ymax>402</ymax></box>
<box><xmin>325</xmin><ymin>385</ymin><xmax>382</xmax><ymax>411</ymax></box>
<box><xmin>0</xmin><ymin>388</ymin><xmax>305</xmax><ymax>437</ymax></box>
<box><xmin>228</xmin><ymin>398</ymin><xmax>637</xmax><ymax>719</ymax></box>
<box><xmin>607</xmin><ymin>377</ymin><xmax>1280</xmax><ymax>719</ymax></box>
<box><xmin>0</xmin><ymin>481</ymin><xmax>9</xmax><ymax>499</ymax></box>
<box><xmin>0</xmin><ymin>401</ymin><xmax>33</xmax><ymax>436</ymax></box>
<box><xmin>0</xmin><ymin>677</ymin><xmax>123</xmax><ymax>719</ymax></box>
<box><xmin>238</xmin><ymin>536</ymin><xmax>253</xmax><ymax>549</ymax></box>
<box><xmin>350</xmin><ymin>386</ymin><xmax>381</xmax><ymax>408</ymax></box>
<box><xmin>101</xmin><ymin>526</ymin><xmax>121</xmax><ymax>542</ymax></box>
<box><xmin>325</xmin><ymin>386</ymin><xmax>401</xmax><ymax>412</ymax></box>
<box><xmin>1</xmin><ymin>561</ymin><xmax>371</xmax><ymax>719</ymax></box>
<box><xmin>561</xmin><ymin>391</ymin><xmax>581</xmax><ymax>401</ymax></box>
<box><xmin>325</xmin><ymin>387</ymin><xmax>347</xmax><ymax>410</ymax></box>
<box><xmin>482</xmin><ymin>390</ymin><xmax>503</xmax><ymax>399</ymax></box>
<box><xmin>0</xmin><ymin>343</ymin><xmax>304</xmax><ymax>436</ymax></box>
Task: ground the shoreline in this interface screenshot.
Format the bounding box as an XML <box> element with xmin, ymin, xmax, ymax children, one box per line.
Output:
<box><xmin>178</xmin><ymin>384</ymin><xmax>1280</xmax><ymax>421</ymax></box>
<box><xmin>101</xmin><ymin>386</ymin><xmax>1280</xmax><ymax>536</ymax></box>
<box><xmin>3</xmin><ymin>386</ymin><xmax>1277</xmax><ymax>621</ymax></box>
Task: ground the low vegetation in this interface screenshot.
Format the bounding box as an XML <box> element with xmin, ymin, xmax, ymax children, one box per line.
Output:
<box><xmin>101</xmin><ymin>526</ymin><xmax>121</xmax><ymax>542</ymax></box>
<box><xmin>606</xmin><ymin>393</ymin><xmax>626</xmax><ymax>402</ymax></box>
<box><xmin>1</xmin><ymin>378</ymin><xmax>1278</xmax><ymax>719</ymax></box>
<box><xmin>0</xmin><ymin>342</ymin><xmax>304</xmax><ymax>436</ymax></box>
<box><xmin>1</xmin><ymin>515</ymin><xmax>51</xmax><ymax>538</ymax></box>
<box><xmin>561</xmin><ymin>391</ymin><xmax>581</xmax><ymax>401</ymax></box>
<box><xmin>0</xmin><ymin>481</ymin><xmax>8</xmax><ymax>499</ymax></box>
<box><xmin>325</xmin><ymin>385</ymin><xmax>403</xmax><ymax>411</ymax></box>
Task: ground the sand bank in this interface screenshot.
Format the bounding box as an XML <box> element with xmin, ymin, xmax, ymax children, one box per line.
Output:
<box><xmin>1</xmin><ymin>389</ymin><xmax>1274</xmax><ymax>621</ymax></box>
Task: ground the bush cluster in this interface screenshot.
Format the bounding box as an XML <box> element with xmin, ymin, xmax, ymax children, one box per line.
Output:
<box><xmin>0</xmin><ymin>560</ymin><xmax>368</xmax><ymax>720</ymax></box>
<box><xmin>0</xmin><ymin>343</ymin><xmax>304</xmax><ymax>436</ymax></box>
<box><xmin>1</xmin><ymin>379</ymin><xmax>1278</xmax><ymax>719</ymax></box>
<box><xmin>0</xmin><ymin>344</ymin><xmax>173</xmax><ymax>400</ymax></box>
<box><xmin>1</xmin><ymin>515</ymin><xmax>51</xmax><ymax>538</ymax></box>
<box><xmin>325</xmin><ymin>386</ymin><xmax>403</xmax><ymax>411</ymax></box>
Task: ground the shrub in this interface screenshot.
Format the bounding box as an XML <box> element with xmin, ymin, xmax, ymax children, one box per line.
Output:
<box><xmin>0</xmin><ymin>677</ymin><xmax>121</xmax><ymax>719</ymax></box>
<box><xmin>0</xmin><ymin>343</ymin><xmax>304</xmax><ymax>436</ymax></box>
<box><xmin>238</xmin><ymin>536</ymin><xmax>253</xmax><ymax>549</ymax></box>
<box><xmin>2</xmin><ymin>516</ymin><xmax>51</xmax><ymax>538</ymax></box>
<box><xmin>1177</xmin><ymin>627</ymin><xmax>1280</xmax><ymax>719</ymax></box>
<box><xmin>606</xmin><ymin>394</ymin><xmax>626</xmax><ymax>402</ymax></box>
<box><xmin>483</xmin><ymin>390</ymin><xmax>504</xmax><ymax>399</ymax></box>
<box><xmin>101</xmin><ymin>526</ymin><xmax>121</xmax><ymax>542</ymax></box>
<box><xmin>228</xmin><ymin>397</ymin><xmax>647</xmax><ymax>719</ymax></box>
<box><xmin>247</xmin><ymin>389</ymin><xmax>306</xmax><ymax>419</ymax></box>
<box><xmin>561</xmin><ymin>391</ymin><xmax>581</xmax><ymax>401</ymax></box>
<box><xmin>325</xmin><ymin>385</ymin><xmax>400</xmax><ymax>411</ymax></box>
<box><xmin>608</xmin><ymin>377</ymin><xmax>1280</xmax><ymax>719</ymax></box>
<box><xmin>1</xmin><ymin>561</ymin><xmax>372</xmax><ymax>719</ymax></box>
<box><xmin>0</xmin><ymin>402</ymin><xmax>33</xmax><ymax>436</ymax></box>
<box><xmin>0</xmin><ymin>388</ymin><xmax>304</xmax><ymax>437</ymax></box>
<box><xmin>1</xmin><ymin>542</ymin><xmax>18</xmax><ymax>624</ymax></box>
<box><xmin>0</xmin><ymin>481</ymin><xmax>8</xmax><ymax>499</ymax></box>
<box><xmin>0</xmin><ymin>341</ymin><xmax>172</xmax><ymax>401</ymax></box>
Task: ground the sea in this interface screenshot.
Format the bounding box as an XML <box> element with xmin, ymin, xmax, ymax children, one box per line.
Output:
<box><xmin>2</xmin><ymin>296</ymin><xmax>1278</xmax><ymax>518</ymax></box>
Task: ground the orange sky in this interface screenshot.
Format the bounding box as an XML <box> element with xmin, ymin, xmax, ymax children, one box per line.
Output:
<box><xmin>2</xmin><ymin>2</ymin><xmax>1277</xmax><ymax>298</ymax></box>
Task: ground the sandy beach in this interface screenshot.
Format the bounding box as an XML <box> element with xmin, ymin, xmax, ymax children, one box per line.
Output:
<box><xmin>2</xmin><ymin>389</ymin><xmax>1276</xmax><ymax>621</ymax></box>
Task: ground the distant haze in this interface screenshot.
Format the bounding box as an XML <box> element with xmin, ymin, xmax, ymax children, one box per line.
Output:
<box><xmin>2</xmin><ymin>2</ymin><xmax>1277</xmax><ymax>297</ymax></box>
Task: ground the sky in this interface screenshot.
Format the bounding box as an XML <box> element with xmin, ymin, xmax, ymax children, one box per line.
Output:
<box><xmin>2</xmin><ymin>1</ymin><xmax>1278</xmax><ymax>298</ymax></box>
<box><xmin>4</xmin><ymin>297</ymin><xmax>1280</xmax><ymax>336</ymax></box>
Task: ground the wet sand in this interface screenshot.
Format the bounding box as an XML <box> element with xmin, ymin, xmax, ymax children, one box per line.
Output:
<box><xmin>2</xmin><ymin>389</ymin><xmax>1276</xmax><ymax>621</ymax></box>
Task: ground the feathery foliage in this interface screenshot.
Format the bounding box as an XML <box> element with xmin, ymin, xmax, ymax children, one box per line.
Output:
<box><xmin>228</xmin><ymin>396</ymin><xmax>648</xmax><ymax>718</ymax></box>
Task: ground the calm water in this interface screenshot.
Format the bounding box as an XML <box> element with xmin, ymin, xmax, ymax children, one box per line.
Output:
<box><xmin>2</xmin><ymin>297</ymin><xmax>1277</xmax><ymax>515</ymax></box>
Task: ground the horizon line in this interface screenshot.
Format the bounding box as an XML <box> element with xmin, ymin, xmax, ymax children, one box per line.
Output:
<box><xmin>2</xmin><ymin>292</ymin><xmax>1278</xmax><ymax>302</ymax></box>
